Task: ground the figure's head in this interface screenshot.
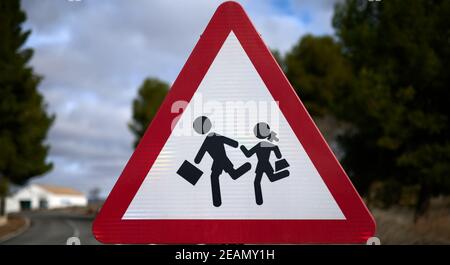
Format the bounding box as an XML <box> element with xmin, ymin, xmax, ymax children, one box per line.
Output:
<box><xmin>253</xmin><ymin>122</ymin><xmax>271</xmax><ymax>139</ymax></box>
<box><xmin>253</xmin><ymin>122</ymin><xmax>279</xmax><ymax>142</ymax></box>
<box><xmin>193</xmin><ymin>116</ymin><xmax>212</xmax><ymax>135</ymax></box>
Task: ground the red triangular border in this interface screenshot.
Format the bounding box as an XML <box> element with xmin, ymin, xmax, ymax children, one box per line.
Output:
<box><xmin>93</xmin><ymin>1</ymin><xmax>376</xmax><ymax>244</ymax></box>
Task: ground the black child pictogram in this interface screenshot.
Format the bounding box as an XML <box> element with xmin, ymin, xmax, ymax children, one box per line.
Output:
<box><xmin>177</xmin><ymin>116</ymin><xmax>251</xmax><ymax>207</ymax></box>
<box><xmin>240</xmin><ymin>122</ymin><xmax>290</xmax><ymax>205</ymax></box>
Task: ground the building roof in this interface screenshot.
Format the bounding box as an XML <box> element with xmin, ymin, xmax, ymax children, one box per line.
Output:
<box><xmin>36</xmin><ymin>184</ymin><xmax>84</xmax><ymax>196</ymax></box>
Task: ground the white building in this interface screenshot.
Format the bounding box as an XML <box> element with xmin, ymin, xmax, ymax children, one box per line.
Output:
<box><xmin>6</xmin><ymin>184</ymin><xmax>88</xmax><ymax>213</ymax></box>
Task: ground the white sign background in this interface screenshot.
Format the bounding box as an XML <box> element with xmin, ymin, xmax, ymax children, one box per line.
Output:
<box><xmin>123</xmin><ymin>32</ymin><xmax>345</xmax><ymax>220</ymax></box>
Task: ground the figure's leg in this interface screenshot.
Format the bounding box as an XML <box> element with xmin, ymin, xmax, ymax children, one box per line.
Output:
<box><xmin>228</xmin><ymin>162</ymin><xmax>251</xmax><ymax>180</ymax></box>
<box><xmin>267</xmin><ymin>170</ymin><xmax>290</xmax><ymax>182</ymax></box>
<box><xmin>211</xmin><ymin>170</ymin><xmax>222</xmax><ymax>207</ymax></box>
<box><xmin>254</xmin><ymin>172</ymin><xmax>263</xmax><ymax>205</ymax></box>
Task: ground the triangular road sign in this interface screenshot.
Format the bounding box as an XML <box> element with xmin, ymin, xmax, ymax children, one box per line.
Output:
<box><xmin>93</xmin><ymin>1</ymin><xmax>376</xmax><ymax>244</ymax></box>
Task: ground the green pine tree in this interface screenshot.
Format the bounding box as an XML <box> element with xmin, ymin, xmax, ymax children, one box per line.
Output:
<box><xmin>332</xmin><ymin>0</ymin><xmax>450</xmax><ymax>217</ymax></box>
<box><xmin>0</xmin><ymin>0</ymin><xmax>55</xmax><ymax>215</ymax></box>
<box><xmin>284</xmin><ymin>0</ymin><xmax>450</xmax><ymax>217</ymax></box>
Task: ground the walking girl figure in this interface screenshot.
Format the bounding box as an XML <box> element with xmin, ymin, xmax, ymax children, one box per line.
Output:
<box><xmin>240</xmin><ymin>122</ymin><xmax>290</xmax><ymax>205</ymax></box>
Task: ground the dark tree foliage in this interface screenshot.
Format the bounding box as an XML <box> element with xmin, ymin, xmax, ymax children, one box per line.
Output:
<box><xmin>129</xmin><ymin>78</ymin><xmax>168</xmax><ymax>147</ymax></box>
<box><xmin>0</xmin><ymin>0</ymin><xmax>54</xmax><ymax>214</ymax></box>
<box><xmin>285</xmin><ymin>0</ymin><xmax>450</xmax><ymax>216</ymax></box>
<box><xmin>332</xmin><ymin>0</ymin><xmax>450</xmax><ymax>215</ymax></box>
<box><xmin>285</xmin><ymin>35</ymin><xmax>352</xmax><ymax>117</ymax></box>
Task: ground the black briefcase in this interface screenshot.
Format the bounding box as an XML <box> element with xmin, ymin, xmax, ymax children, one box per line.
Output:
<box><xmin>177</xmin><ymin>160</ymin><xmax>203</xmax><ymax>185</ymax></box>
<box><xmin>275</xmin><ymin>158</ymin><xmax>290</xmax><ymax>172</ymax></box>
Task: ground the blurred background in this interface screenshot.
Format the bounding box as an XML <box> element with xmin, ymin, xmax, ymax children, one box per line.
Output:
<box><xmin>0</xmin><ymin>0</ymin><xmax>449</xmax><ymax>244</ymax></box>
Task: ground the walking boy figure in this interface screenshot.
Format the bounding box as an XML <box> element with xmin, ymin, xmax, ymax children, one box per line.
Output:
<box><xmin>192</xmin><ymin>116</ymin><xmax>251</xmax><ymax>207</ymax></box>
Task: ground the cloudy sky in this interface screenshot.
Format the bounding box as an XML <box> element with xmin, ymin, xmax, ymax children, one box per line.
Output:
<box><xmin>22</xmin><ymin>0</ymin><xmax>338</xmax><ymax>197</ymax></box>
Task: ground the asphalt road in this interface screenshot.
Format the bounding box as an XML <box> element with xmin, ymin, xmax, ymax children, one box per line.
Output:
<box><xmin>1</xmin><ymin>210</ymin><xmax>100</xmax><ymax>245</ymax></box>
